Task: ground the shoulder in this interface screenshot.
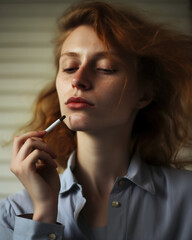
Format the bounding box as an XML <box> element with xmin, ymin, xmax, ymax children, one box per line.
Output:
<box><xmin>156</xmin><ymin>165</ymin><xmax>192</xmax><ymax>184</ymax></box>
<box><xmin>150</xmin><ymin>164</ymin><xmax>192</xmax><ymax>200</ymax></box>
<box><xmin>0</xmin><ymin>189</ymin><xmax>33</xmax><ymax>230</ymax></box>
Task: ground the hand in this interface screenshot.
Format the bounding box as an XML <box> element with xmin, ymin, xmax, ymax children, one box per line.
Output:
<box><xmin>10</xmin><ymin>131</ymin><xmax>60</xmax><ymax>223</ymax></box>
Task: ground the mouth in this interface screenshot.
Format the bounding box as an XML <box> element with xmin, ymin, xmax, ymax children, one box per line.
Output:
<box><xmin>65</xmin><ymin>97</ymin><xmax>94</xmax><ymax>109</ymax></box>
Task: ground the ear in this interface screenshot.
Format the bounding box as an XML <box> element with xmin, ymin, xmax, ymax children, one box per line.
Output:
<box><xmin>135</xmin><ymin>92</ymin><xmax>153</xmax><ymax>110</ymax></box>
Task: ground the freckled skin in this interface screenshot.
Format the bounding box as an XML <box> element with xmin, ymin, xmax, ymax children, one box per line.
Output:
<box><xmin>56</xmin><ymin>25</ymin><xmax>144</xmax><ymax>134</ymax></box>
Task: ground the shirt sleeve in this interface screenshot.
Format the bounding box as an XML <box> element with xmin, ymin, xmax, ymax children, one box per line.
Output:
<box><xmin>0</xmin><ymin>197</ymin><xmax>15</xmax><ymax>240</ymax></box>
<box><xmin>13</xmin><ymin>216</ymin><xmax>64</xmax><ymax>240</ymax></box>
<box><xmin>0</xmin><ymin>224</ymin><xmax>12</xmax><ymax>240</ymax></box>
<box><xmin>0</xmin><ymin>196</ymin><xmax>65</xmax><ymax>240</ymax></box>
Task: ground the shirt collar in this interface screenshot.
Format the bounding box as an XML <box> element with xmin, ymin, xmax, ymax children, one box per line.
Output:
<box><xmin>59</xmin><ymin>151</ymin><xmax>78</xmax><ymax>194</ymax></box>
<box><xmin>125</xmin><ymin>153</ymin><xmax>156</xmax><ymax>194</ymax></box>
<box><xmin>59</xmin><ymin>151</ymin><xmax>156</xmax><ymax>195</ymax></box>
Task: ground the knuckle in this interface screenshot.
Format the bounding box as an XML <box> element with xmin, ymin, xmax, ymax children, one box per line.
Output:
<box><xmin>14</xmin><ymin>135</ymin><xmax>19</xmax><ymax>140</ymax></box>
<box><xmin>33</xmin><ymin>149</ymin><xmax>41</xmax><ymax>155</ymax></box>
<box><xmin>13</xmin><ymin>135</ymin><xmax>21</xmax><ymax>143</ymax></box>
<box><xmin>26</xmin><ymin>138</ymin><xmax>33</xmax><ymax>145</ymax></box>
<box><xmin>10</xmin><ymin>164</ymin><xmax>19</xmax><ymax>175</ymax></box>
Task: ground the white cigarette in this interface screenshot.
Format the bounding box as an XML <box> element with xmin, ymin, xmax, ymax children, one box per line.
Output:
<box><xmin>44</xmin><ymin>115</ymin><xmax>66</xmax><ymax>135</ymax></box>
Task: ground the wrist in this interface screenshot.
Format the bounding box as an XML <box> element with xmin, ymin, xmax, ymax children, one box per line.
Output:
<box><xmin>33</xmin><ymin>202</ymin><xmax>58</xmax><ymax>224</ymax></box>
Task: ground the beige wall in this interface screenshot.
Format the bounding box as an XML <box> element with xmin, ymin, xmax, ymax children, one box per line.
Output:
<box><xmin>0</xmin><ymin>0</ymin><xmax>191</xmax><ymax>200</ymax></box>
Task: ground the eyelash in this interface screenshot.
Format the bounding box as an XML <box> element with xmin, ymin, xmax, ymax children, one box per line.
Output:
<box><xmin>62</xmin><ymin>68</ymin><xmax>117</xmax><ymax>75</ymax></box>
<box><xmin>63</xmin><ymin>68</ymin><xmax>79</xmax><ymax>73</ymax></box>
<box><xmin>96</xmin><ymin>68</ymin><xmax>117</xmax><ymax>74</ymax></box>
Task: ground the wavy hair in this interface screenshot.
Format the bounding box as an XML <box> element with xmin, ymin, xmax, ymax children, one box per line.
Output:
<box><xmin>21</xmin><ymin>1</ymin><xmax>192</xmax><ymax>170</ymax></box>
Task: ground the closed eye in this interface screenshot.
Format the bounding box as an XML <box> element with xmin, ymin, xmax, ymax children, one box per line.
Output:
<box><xmin>63</xmin><ymin>68</ymin><xmax>79</xmax><ymax>73</ymax></box>
<box><xmin>96</xmin><ymin>68</ymin><xmax>117</xmax><ymax>74</ymax></box>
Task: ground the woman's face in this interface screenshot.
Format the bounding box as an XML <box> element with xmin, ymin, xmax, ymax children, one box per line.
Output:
<box><xmin>56</xmin><ymin>25</ymin><xmax>145</xmax><ymax>133</ymax></box>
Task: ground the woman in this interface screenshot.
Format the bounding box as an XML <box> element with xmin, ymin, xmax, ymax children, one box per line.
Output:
<box><xmin>1</xmin><ymin>1</ymin><xmax>192</xmax><ymax>239</ymax></box>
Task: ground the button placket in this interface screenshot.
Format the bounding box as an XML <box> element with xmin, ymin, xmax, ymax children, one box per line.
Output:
<box><xmin>110</xmin><ymin>179</ymin><xmax>126</xmax><ymax>208</ymax></box>
<box><xmin>107</xmin><ymin>184</ymin><xmax>125</xmax><ymax>240</ymax></box>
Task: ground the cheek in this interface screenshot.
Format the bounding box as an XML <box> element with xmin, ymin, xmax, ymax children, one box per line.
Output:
<box><xmin>97</xmin><ymin>79</ymin><xmax>122</xmax><ymax>100</ymax></box>
<box><xmin>56</xmin><ymin>75</ymin><xmax>68</xmax><ymax>99</ymax></box>
<box><xmin>110</xmin><ymin>78</ymin><xmax>140</xmax><ymax>116</ymax></box>
<box><xmin>99</xmin><ymin>81</ymin><xmax>127</xmax><ymax>108</ymax></box>
<box><xmin>56</xmin><ymin>77</ymin><xmax>65</xmax><ymax>111</ymax></box>
<box><xmin>56</xmin><ymin>73</ymin><xmax>61</xmax><ymax>90</ymax></box>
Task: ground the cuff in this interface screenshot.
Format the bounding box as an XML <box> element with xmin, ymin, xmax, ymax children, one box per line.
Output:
<box><xmin>13</xmin><ymin>216</ymin><xmax>64</xmax><ymax>240</ymax></box>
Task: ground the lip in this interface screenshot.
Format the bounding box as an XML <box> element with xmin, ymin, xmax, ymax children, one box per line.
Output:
<box><xmin>65</xmin><ymin>97</ymin><xmax>94</xmax><ymax>109</ymax></box>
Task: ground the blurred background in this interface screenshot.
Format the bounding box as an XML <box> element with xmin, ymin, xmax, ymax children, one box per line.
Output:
<box><xmin>0</xmin><ymin>0</ymin><xmax>192</xmax><ymax>201</ymax></box>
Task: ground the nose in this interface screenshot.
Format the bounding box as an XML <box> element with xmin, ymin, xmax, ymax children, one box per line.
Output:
<box><xmin>71</xmin><ymin>66</ymin><xmax>91</xmax><ymax>90</ymax></box>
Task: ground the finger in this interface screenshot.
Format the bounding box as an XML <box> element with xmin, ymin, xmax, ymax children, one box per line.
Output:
<box><xmin>16</xmin><ymin>138</ymin><xmax>57</xmax><ymax>163</ymax></box>
<box><xmin>11</xmin><ymin>151</ymin><xmax>58</xmax><ymax>200</ymax></box>
<box><xmin>12</xmin><ymin>131</ymin><xmax>46</xmax><ymax>159</ymax></box>
<box><xmin>23</xmin><ymin>149</ymin><xmax>57</xmax><ymax>174</ymax></box>
<box><xmin>12</xmin><ymin>149</ymin><xmax>57</xmax><ymax>178</ymax></box>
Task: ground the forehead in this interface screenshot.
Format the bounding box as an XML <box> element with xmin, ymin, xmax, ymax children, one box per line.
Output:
<box><xmin>59</xmin><ymin>25</ymin><xmax>136</xmax><ymax>72</ymax></box>
<box><xmin>61</xmin><ymin>25</ymin><xmax>108</xmax><ymax>55</ymax></box>
<box><xmin>59</xmin><ymin>25</ymin><xmax>126</xmax><ymax>66</ymax></box>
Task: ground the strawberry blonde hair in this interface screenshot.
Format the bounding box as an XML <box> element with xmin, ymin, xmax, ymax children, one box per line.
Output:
<box><xmin>21</xmin><ymin>1</ymin><xmax>192</xmax><ymax>170</ymax></box>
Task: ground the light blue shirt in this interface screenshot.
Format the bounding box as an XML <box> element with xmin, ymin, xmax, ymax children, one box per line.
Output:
<box><xmin>0</xmin><ymin>151</ymin><xmax>192</xmax><ymax>240</ymax></box>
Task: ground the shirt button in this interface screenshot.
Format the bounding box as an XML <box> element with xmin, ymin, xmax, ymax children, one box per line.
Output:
<box><xmin>118</xmin><ymin>180</ymin><xmax>126</xmax><ymax>187</ymax></box>
<box><xmin>112</xmin><ymin>201</ymin><xmax>121</xmax><ymax>207</ymax></box>
<box><xmin>48</xmin><ymin>233</ymin><xmax>57</xmax><ymax>240</ymax></box>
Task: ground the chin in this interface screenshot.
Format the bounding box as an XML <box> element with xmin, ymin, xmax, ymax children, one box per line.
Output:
<box><xmin>66</xmin><ymin>113</ymin><xmax>92</xmax><ymax>132</ymax></box>
<box><xmin>67</xmin><ymin>123</ymin><xmax>92</xmax><ymax>132</ymax></box>
<box><xmin>69</xmin><ymin>126</ymin><xmax>90</xmax><ymax>132</ymax></box>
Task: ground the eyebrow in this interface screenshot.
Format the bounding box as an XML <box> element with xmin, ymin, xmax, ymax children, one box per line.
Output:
<box><xmin>60</xmin><ymin>51</ymin><xmax>120</xmax><ymax>60</ymax></box>
<box><xmin>60</xmin><ymin>52</ymin><xmax>80</xmax><ymax>58</ymax></box>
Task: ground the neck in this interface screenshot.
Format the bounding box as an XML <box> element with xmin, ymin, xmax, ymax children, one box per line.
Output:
<box><xmin>74</xmin><ymin>125</ymin><xmax>132</xmax><ymax>196</ymax></box>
